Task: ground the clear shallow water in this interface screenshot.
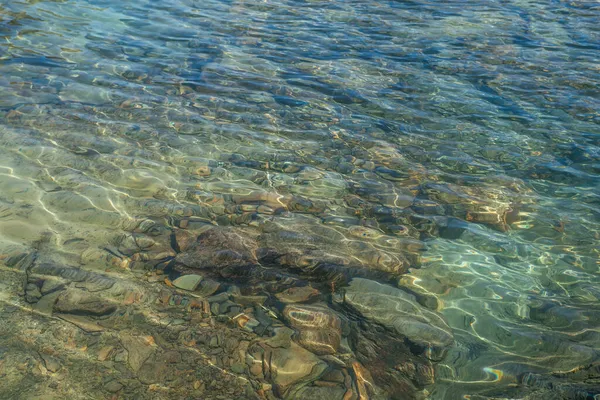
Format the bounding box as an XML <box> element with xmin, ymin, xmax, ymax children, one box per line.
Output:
<box><xmin>0</xmin><ymin>0</ymin><xmax>599</xmax><ymax>399</ymax></box>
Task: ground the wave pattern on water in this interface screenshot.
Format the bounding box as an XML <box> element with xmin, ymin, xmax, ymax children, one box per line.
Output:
<box><xmin>0</xmin><ymin>0</ymin><xmax>599</xmax><ymax>399</ymax></box>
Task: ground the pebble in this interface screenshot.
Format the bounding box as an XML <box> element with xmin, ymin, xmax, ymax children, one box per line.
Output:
<box><xmin>236</xmin><ymin>315</ymin><xmax>260</xmax><ymax>332</ymax></box>
<box><xmin>232</xmin><ymin>295</ymin><xmax>268</xmax><ymax>306</ymax></box>
<box><xmin>196</xmin><ymin>279</ymin><xmax>221</xmax><ymax>297</ymax></box>
<box><xmin>249</xmin><ymin>363</ymin><xmax>263</xmax><ymax>377</ymax></box>
<box><xmin>104</xmin><ymin>380</ymin><xmax>123</xmax><ymax>393</ymax></box>
<box><xmin>148</xmin><ymin>274</ymin><xmax>165</xmax><ymax>283</ymax></box>
<box><xmin>265</xmin><ymin>342</ymin><xmax>328</xmax><ymax>389</ymax></box>
<box><xmin>275</xmin><ymin>285</ymin><xmax>319</xmax><ymax>303</ymax></box>
<box><xmin>98</xmin><ymin>346</ymin><xmax>115</xmax><ymax>361</ymax></box>
<box><xmin>207</xmin><ymin>292</ymin><xmax>230</xmax><ymax>303</ymax></box>
<box><xmin>172</xmin><ymin>274</ymin><xmax>203</xmax><ymax>291</ymax></box>
<box><xmin>40</xmin><ymin>354</ymin><xmax>61</xmax><ymax>373</ymax></box>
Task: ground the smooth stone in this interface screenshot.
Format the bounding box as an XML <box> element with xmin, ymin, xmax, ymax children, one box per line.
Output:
<box><xmin>207</xmin><ymin>292</ymin><xmax>230</xmax><ymax>303</ymax></box>
<box><xmin>240</xmin><ymin>317</ymin><xmax>260</xmax><ymax>332</ymax></box>
<box><xmin>104</xmin><ymin>380</ymin><xmax>123</xmax><ymax>393</ymax></box>
<box><xmin>97</xmin><ymin>346</ymin><xmax>116</xmax><ymax>361</ymax></box>
<box><xmin>134</xmin><ymin>236</ymin><xmax>156</xmax><ymax>249</ymax></box>
<box><xmin>232</xmin><ymin>295</ymin><xmax>268</xmax><ymax>306</ymax></box>
<box><xmin>275</xmin><ymin>286</ymin><xmax>320</xmax><ymax>303</ymax></box>
<box><xmin>342</xmin><ymin>278</ymin><xmax>453</xmax><ymax>358</ymax></box>
<box><xmin>172</xmin><ymin>274</ymin><xmax>203</xmax><ymax>291</ymax></box>
<box><xmin>249</xmin><ymin>363</ymin><xmax>263</xmax><ymax>377</ymax></box>
<box><xmin>54</xmin><ymin>289</ymin><xmax>117</xmax><ymax>316</ymax></box>
<box><xmin>148</xmin><ymin>274</ymin><xmax>165</xmax><ymax>283</ymax></box>
<box><xmin>283</xmin><ymin>304</ymin><xmax>341</xmax><ymax>355</ymax></box>
<box><xmin>197</xmin><ymin>279</ymin><xmax>221</xmax><ymax>297</ymax></box>
<box><xmin>267</xmin><ymin>342</ymin><xmax>327</xmax><ymax>391</ymax></box>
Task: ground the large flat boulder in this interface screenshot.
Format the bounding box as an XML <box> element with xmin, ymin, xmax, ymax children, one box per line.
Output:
<box><xmin>342</xmin><ymin>278</ymin><xmax>453</xmax><ymax>359</ymax></box>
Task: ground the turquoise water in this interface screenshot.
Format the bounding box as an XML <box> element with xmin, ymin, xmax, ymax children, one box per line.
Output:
<box><xmin>1</xmin><ymin>0</ymin><xmax>599</xmax><ymax>399</ymax></box>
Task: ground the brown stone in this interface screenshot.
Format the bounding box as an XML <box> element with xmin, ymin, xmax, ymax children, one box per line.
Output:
<box><xmin>283</xmin><ymin>304</ymin><xmax>341</xmax><ymax>355</ymax></box>
<box><xmin>121</xmin><ymin>334</ymin><xmax>156</xmax><ymax>372</ymax></box>
<box><xmin>98</xmin><ymin>346</ymin><xmax>115</xmax><ymax>361</ymax></box>
<box><xmin>275</xmin><ymin>286</ymin><xmax>319</xmax><ymax>303</ymax></box>
<box><xmin>54</xmin><ymin>289</ymin><xmax>117</xmax><ymax>316</ymax></box>
<box><xmin>174</xmin><ymin>230</ymin><xmax>196</xmax><ymax>252</ymax></box>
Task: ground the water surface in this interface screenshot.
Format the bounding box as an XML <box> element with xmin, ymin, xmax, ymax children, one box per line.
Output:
<box><xmin>1</xmin><ymin>0</ymin><xmax>599</xmax><ymax>399</ymax></box>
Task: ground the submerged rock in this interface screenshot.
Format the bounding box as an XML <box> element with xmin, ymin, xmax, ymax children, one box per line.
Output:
<box><xmin>172</xmin><ymin>274</ymin><xmax>203</xmax><ymax>291</ymax></box>
<box><xmin>341</xmin><ymin>278</ymin><xmax>453</xmax><ymax>359</ymax></box>
<box><xmin>418</xmin><ymin>182</ymin><xmax>521</xmax><ymax>232</ymax></box>
<box><xmin>40</xmin><ymin>279</ymin><xmax>65</xmax><ymax>295</ymax></box>
<box><xmin>283</xmin><ymin>304</ymin><xmax>341</xmax><ymax>355</ymax></box>
<box><xmin>39</xmin><ymin>353</ymin><xmax>62</xmax><ymax>373</ymax></box>
<box><xmin>275</xmin><ymin>285</ymin><xmax>320</xmax><ymax>303</ymax></box>
<box><xmin>104</xmin><ymin>380</ymin><xmax>123</xmax><ymax>393</ymax></box>
<box><xmin>516</xmin><ymin>363</ymin><xmax>600</xmax><ymax>400</ymax></box>
<box><xmin>54</xmin><ymin>288</ymin><xmax>117</xmax><ymax>316</ymax></box>
<box><xmin>265</xmin><ymin>342</ymin><xmax>328</xmax><ymax>395</ymax></box>
<box><xmin>196</xmin><ymin>279</ymin><xmax>220</xmax><ymax>297</ymax></box>
<box><xmin>175</xmin><ymin>227</ymin><xmax>258</xmax><ymax>272</ymax></box>
<box><xmin>351</xmin><ymin>326</ymin><xmax>435</xmax><ymax>400</ymax></box>
<box><xmin>121</xmin><ymin>334</ymin><xmax>156</xmax><ymax>373</ymax></box>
